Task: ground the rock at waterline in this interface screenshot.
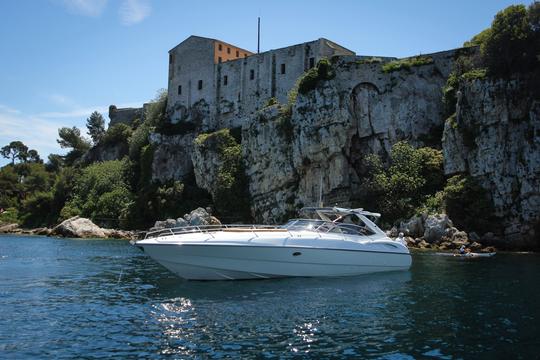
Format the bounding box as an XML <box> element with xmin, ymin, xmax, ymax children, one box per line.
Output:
<box><xmin>51</xmin><ymin>216</ymin><xmax>134</xmax><ymax>239</ymax></box>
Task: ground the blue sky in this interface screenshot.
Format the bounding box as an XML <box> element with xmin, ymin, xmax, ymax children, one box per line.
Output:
<box><xmin>0</xmin><ymin>0</ymin><xmax>529</xmax><ymax>165</ymax></box>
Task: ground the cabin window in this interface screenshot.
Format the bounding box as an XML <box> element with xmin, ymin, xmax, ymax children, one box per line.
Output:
<box><xmin>218</xmin><ymin>44</ymin><xmax>222</xmax><ymax>51</ymax></box>
<box><xmin>281</xmin><ymin>63</ymin><xmax>286</xmax><ymax>74</ymax></box>
<box><xmin>198</xmin><ymin>80</ymin><xmax>203</xmax><ymax>90</ymax></box>
<box><xmin>250</xmin><ymin>69</ymin><xmax>254</xmax><ymax>80</ymax></box>
<box><xmin>223</xmin><ymin>75</ymin><xmax>228</xmax><ymax>85</ymax></box>
<box><xmin>236</xmin><ymin>50</ymin><xmax>239</xmax><ymax>57</ymax></box>
<box><xmin>177</xmin><ymin>85</ymin><xmax>182</xmax><ymax>95</ymax></box>
<box><xmin>309</xmin><ymin>57</ymin><xmax>315</xmax><ymax>68</ymax></box>
<box><xmin>227</xmin><ymin>47</ymin><xmax>231</xmax><ymax>54</ymax></box>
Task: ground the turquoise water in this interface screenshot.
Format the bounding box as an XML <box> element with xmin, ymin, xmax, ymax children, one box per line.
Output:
<box><xmin>0</xmin><ymin>235</ymin><xmax>539</xmax><ymax>359</ymax></box>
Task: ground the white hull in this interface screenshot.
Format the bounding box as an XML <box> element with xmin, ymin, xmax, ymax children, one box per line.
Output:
<box><xmin>140</xmin><ymin>243</ymin><xmax>411</xmax><ymax>280</ymax></box>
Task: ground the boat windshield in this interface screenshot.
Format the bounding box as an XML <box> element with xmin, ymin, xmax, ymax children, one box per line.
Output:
<box><xmin>283</xmin><ymin>219</ymin><xmax>375</xmax><ymax>236</ymax></box>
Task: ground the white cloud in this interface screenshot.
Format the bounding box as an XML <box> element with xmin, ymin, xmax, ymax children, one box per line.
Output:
<box><xmin>119</xmin><ymin>0</ymin><xmax>151</xmax><ymax>25</ymax></box>
<box><xmin>0</xmin><ymin>104</ymin><xmax>21</xmax><ymax>115</ymax></box>
<box><xmin>60</xmin><ymin>0</ymin><xmax>108</xmax><ymax>17</ymax></box>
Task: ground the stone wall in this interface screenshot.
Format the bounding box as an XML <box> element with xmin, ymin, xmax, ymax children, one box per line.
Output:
<box><xmin>167</xmin><ymin>36</ymin><xmax>355</xmax><ymax>130</ymax></box>
<box><xmin>108</xmin><ymin>105</ymin><xmax>143</xmax><ymax>127</ymax></box>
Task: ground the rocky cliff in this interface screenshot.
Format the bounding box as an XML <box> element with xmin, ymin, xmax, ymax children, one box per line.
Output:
<box><xmin>443</xmin><ymin>76</ymin><xmax>540</xmax><ymax>246</ymax></box>
<box><xmin>139</xmin><ymin>49</ymin><xmax>537</xmax><ymax>246</ymax></box>
<box><xmin>240</xmin><ymin>51</ymin><xmax>456</xmax><ymax>222</ymax></box>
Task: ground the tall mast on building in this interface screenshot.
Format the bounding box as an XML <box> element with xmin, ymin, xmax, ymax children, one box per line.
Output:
<box><xmin>257</xmin><ymin>17</ymin><xmax>260</xmax><ymax>54</ymax></box>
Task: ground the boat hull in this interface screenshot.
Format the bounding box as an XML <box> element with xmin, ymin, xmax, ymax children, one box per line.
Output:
<box><xmin>140</xmin><ymin>243</ymin><xmax>412</xmax><ymax>280</ymax></box>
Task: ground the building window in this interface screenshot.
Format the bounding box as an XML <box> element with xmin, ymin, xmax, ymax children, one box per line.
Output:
<box><xmin>223</xmin><ymin>75</ymin><xmax>228</xmax><ymax>86</ymax></box>
<box><xmin>309</xmin><ymin>57</ymin><xmax>315</xmax><ymax>68</ymax></box>
<box><xmin>236</xmin><ymin>50</ymin><xmax>239</xmax><ymax>57</ymax></box>
<box><xmin>227</xmin><ymin>47</ymin><xmax>231</xmax><ymax>54</ymax></box>
<box><xmin>198</xmin><ymin>80</ymin><xmax>203</xmax><ymax>90</ymax></box>
<box><xmin>281</xmin><ymin>63</ymin><xmax>286</xmax><ymax>74</ymax></box>
<box><xmin>244</xmin><ymin>53</ymin><xmax>248</xmax><ymax>58</ymax></box>
<box><xmin>218</xmin><ymin>56</ymin><xmax>222</xmax><ymax>63</ymax></box>
<box><xmin>178</xmin><ymin>85</ymin><xmax>182</xmax><ymax>95</ymax></box>
<box><xmin>218</xmin><ymin>44</ymin><xmax>222</xmax><ymax>51</ymax></box>
<box><xmin>250</xmin><ymin>69</ymin><xmax>254</xmax><ymax>80</ymax></box>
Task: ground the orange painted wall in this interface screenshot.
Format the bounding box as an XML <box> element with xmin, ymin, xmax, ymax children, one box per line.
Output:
<box><xmin>214</xmin><ymin>41</ymin><xmax>253</xmax><ymax>64</ymax></box>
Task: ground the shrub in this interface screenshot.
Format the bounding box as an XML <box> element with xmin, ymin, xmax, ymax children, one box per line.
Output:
<box><xmin>0</xmin><ymin>207</ymin><xmax>19</xmax><ymax>225</ymax></box>
<box><xmin>62</xmin><ymin>159</ymin><xmax>133</xmax><ymax>226</ymax></box>
<box><xmin>264</xmin><ymin>97</ymin><xmax>279</xmax><ymax>107</ymax></box>
<box><xmin>102</xmin><ymin>123</ymin><xmax>133</xmax><ymax>146</ymax></box>
<box><xmin>356</xmin><ymin>57</ymin><xmax>383</xmax><ymax>65</ymax></box>
<box><xmin>480</xmin><ymin>3</ymin><xmax>540</xmax><ymax>76</ymax></box>
<box><xmin>356</xmin><ymin>142</ymin><xmax>445</xmax><ymax>225</ymax></box>
<box><xmin>20</xmin><ymin>192</ymin><xmax>55</xmax><ymax>228</ymax></box>
<box><xmin>381</xmin><ymin>56</ymin><xmax>433</xmax><ymax>73</ymax></box>
<box><xmin>195</xmin><ymin>129</ymin><xmax>251</xmax><ymax>221</ymax></box>
<box><xmin>443</xmin><ymin>175</ymin><xmax>499</xmax><ymax>234</ymax></box>
<box><xmin>298</xmin><ymin>58</ymin><xmax>335</xmax><ymax>94</ymax></box>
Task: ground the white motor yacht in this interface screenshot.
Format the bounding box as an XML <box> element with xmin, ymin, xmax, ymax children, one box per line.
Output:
<box><xmin>133</xmin><ymin>207</ymin><xmax>411</xmax><ymax>280</ymax></box>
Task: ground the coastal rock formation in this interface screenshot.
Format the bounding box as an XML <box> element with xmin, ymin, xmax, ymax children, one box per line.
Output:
<box><xmin>443</xmin><ymin>76</ymin><xmax>540</xmax><ymax>247</ymax></box>
<box><xmin>51</xmin><ymin>216</ymin><xmax>135</xmax><ymax>239</ymax></box>
<box><xmin>150</xmin><ymin>132</ymin><xmax>196</xmax><ymax>182</ymax></box>
<box><xmin>241</xmin><ymin>52</ymin><xmax>455</xmax><ymax>222</ymax></box>
<box><xmin>150</xmin><ymin>207</ymin><xmax>221</xmax><ymax>231</ymax></box>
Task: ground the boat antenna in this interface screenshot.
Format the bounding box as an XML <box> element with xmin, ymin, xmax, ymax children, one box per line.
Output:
<box><xmin>318</xmin><ymin>171</ymin><xmax>323</xmax><ymax>207</ymax></box>
<box><xmin>257</xmin><ymin>17</ymin><xmax>261</xmax><ymax>54</ymax></box>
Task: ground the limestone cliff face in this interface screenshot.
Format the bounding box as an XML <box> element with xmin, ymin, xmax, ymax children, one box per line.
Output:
<box><xmin>149</xmin><ymin>132</ymin><xmax>195</xmax><ymax>182</ymax></box>
<box><xmin>241</xmin><ymin>52</ymin><xmax>455</xmax><ymax>222</ymax></box>
<box><xmin>147</xmin><ymin>50</ymin><xmax>538</xmax><ymax>246</ymax></box>
<box><xmin>443</xmin><ymin>77</ymin><xmax>540</xmax><ymax>245</ymax></box>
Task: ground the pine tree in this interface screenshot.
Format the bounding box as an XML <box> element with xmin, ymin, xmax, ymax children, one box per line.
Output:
<box><xmin>86</xmin><ymin>111</ymin><xmax>106</xmax><ymax>145</ymax></box>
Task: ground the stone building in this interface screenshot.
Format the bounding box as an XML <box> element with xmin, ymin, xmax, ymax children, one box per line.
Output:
<box><xmin>167</xmin><ymin>35</ymin><xmax>355</xmax><ymax>128</ymax></box>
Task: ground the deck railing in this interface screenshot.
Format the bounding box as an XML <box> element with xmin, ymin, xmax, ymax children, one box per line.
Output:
<box><xmin>144</xmin><ymin>219</ymin><xmax>374</xmax><ymax>240</ymax></box>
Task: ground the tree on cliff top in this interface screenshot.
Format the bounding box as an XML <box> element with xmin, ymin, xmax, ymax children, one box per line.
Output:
<box><xmin>467</xmin><ymin>2</ymin><xmax>540</xmax><ymax>76</ymax></box>
<box><xmin>57</xmin><ymin>127</ymin><xmax>91</xmax><ymax>165</ymax></box>
<box><xmin>1</xmin><ymin>141</ymin><xmax>28</xmax><ymax>165</ymax></box>
<box><xmin>86</xmin><ymin>111</ymin><xmax>106</xmax><ymax>145</ymax></box>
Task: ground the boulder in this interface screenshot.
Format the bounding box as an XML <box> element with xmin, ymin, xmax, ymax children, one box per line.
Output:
<box><xmin>0</xmin><ymin>223</ymin><xmax>19</xmax><ymax>233</ymax></box>
<box><xmin>184</xmin><ymin>207</ymin><xmax>221</xmax><ymax>226</ymax></box>
<box><xmin>52</xmin><ymin>216</ymin><xmax>108</xmax><ymax>238</ymax></box>
<box><xmin>424</xmin><ymin>214</ymin><xmax>453</xmax><ymax>243</ymax></box>
<box><xmin>417</xmin><ymin>239</ymin><xmax>430</xmax><ymax>249</ymax></box>
<box><xmin>469</xmin><ymin>242</ymin><xmax>483</xmax><ymax>251</ymax></box>
<box><xmin>150</xmin><ymin>207</ymin><xmax>222</xmax><ymax>232</ymax></box>
<box><xmin>399</xmin><ymin>214</ymin><xmax>425</xmax><ymax>238</ymax></box>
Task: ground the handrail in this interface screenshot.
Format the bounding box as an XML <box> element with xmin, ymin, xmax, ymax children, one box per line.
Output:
<box><xmin>144</xmin><ymin>220</ymin><xmax>375</xmax><ymax>240</ymax></box>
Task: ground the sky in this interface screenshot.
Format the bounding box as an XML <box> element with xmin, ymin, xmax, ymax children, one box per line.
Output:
<box><xmin>0</xmin><ymin>0</ymin><xmax>531</xmax><ymax>166</ymax></box>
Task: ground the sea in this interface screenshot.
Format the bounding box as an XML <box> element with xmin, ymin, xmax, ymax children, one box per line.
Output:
<box><xmin>0</xmin><ymin>235</ymin><xmax>539</xmax><ymax>359</ymax></box>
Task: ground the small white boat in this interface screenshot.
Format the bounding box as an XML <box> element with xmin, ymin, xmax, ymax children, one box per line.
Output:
<box><xmin>435</xmin><ymin>252</ymin><xmax>496</xmax><ymax>258</ymax></box>
<box><xmin>133</xmin><ymin>207</ymin><xmax>412</xmax><ymax>280</ymax></box>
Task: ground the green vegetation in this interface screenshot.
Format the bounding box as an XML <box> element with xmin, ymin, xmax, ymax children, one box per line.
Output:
<box><xmin>443</xmin><ymin>175</ymin><xmax>498</xmax><ymax>234</ymax></box>
<box><xmin>356</xmin><ymin>57</ymin><xmax>383</xmax><ymax>65</ymax></box>
<box><xmin>381</xmin><ymin>56</ymin><xmax>433</xmax><ymax>73</ymax></box>
<box><xmin>101</xmin><ymin>123</ymin><xmax>133</xmax><ymax>146</ymax></box>
<box><xmin>195</xmin><ymin>129</ymin><xmax>251</xmax><ymax>221</ymax></box>
<box><xmin>356</xmin><ymin>142</ymin><xmax>445</xmax><ymax>225</ymax></box>
<box><xmin>298</xmin><ymin>58</ymin><xmax>335</xmax><ymax>94</ymax></box>
<box><xmin>86</xmin><ymin>111</ymin><xmax>106</xmax><ymax>145</ymax></box>
<box><xmin>356</xmin><ymin>141</ymin><xmax>500</xmax><ymax>233</ymax></box>
<box><xmin>264</xmin><ymin>97</ymin><xmax>279</xmax><ymax>107</ymax></box>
